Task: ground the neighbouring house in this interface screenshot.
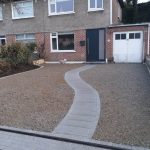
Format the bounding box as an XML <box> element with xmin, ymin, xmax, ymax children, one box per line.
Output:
<box><xmin>0</xmin><ymin>0</ymin><xmax>149</xmax><ymax>63</ymax></box>
<box><xmin>0</xmin><ymin>0</ymin><xmax>123</xmax><ymax>62</ymax></box>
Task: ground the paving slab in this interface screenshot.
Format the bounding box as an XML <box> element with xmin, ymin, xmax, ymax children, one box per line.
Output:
<box><xmin>52</xmin><ymin>65</ymin><xmax>100</xmax><ymax>139</ymax></box>
<box><xmin>0</xmin><ymin>131</ymin><xmax>108</xmax><ymax>150</ymax></box>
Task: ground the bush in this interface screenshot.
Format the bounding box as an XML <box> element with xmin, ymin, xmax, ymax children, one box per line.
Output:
<box><xmin>0</xmin><ymin>42</ymin><xmax>37</xmax><ymax>66</ymax></box>
<box><xmin>0</xmin><ymin>59</ymin><xmax>11</xmax><ymax>72</ymax></box>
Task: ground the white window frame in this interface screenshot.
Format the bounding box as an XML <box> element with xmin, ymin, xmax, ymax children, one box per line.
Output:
<box><xmin>16</xmin><ymin>33</ymin><xmax>35</xmax><ymax>43</ymax></box>
<box><xmin>0</xmin><ymin>35</ymin><xmax>6</xmax><ymax>45</ymax></box>
<box><xmin>48</xmin><ymin>0</ymin><xmax>75</xmax><ymax>16</ymax></box>
<box><xmin>50</xmin><ymin>32</ymin><xmax>75</xmax><ymax>53</ymax></box>
<box><xmin>0</xmin><ymin>5</ymin><xmax>3</xmax><ymax>20</ymax></box>
<box><xmin>11</xmin><ymin>0</ymin><xmax>34</xmax><ymax>19</ymax></box>
<box><xmin>88</xmin><ymin>0</ymin><xmax>104</xmax><ymax>12</ymax></box>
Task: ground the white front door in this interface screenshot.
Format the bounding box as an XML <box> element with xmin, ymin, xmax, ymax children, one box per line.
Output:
<box><xmin>113</xmin><ymin>31</ymin><xmax>143</xmax><ymax>63</ymax></box>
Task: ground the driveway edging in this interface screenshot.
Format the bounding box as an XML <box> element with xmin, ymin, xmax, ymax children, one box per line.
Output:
<box><xmin>0</xmin><ymin>65</ymin><xmax>44</xmax><ymax>80</ymax></box>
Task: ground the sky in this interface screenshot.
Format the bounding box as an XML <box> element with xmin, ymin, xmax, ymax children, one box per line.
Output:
<box><xmin>138</xmin><ymin>0</ymin><xmax>150</xmax><ymax>3</ymax></box>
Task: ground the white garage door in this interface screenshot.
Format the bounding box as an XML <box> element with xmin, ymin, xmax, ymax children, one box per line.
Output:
<box><xmin>113</xmin><ymin>31</ymin><xmax>143</xmax><ymax>63</ymax></box>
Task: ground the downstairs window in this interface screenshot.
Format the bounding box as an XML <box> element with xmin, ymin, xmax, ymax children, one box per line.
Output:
<box><xmin>51</xmin><ymin>32</ymin><xmax>75</xmax><ymax>52</ymax></box>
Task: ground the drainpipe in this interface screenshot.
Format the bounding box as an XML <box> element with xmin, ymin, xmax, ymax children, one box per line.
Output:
<box><xmin>110</xmin><ymin>0</ymin><xmax>112</xmax><ymax>25</ymax></box>
<box><xmin>148</xmin><ymin>24</ymin><xmax>150</xmax><ymax>55</ymax></box>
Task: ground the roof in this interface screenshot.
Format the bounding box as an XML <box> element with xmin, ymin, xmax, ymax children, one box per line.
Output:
<box><xmin>118</xmin><ymin>0</ymin><xmax>124</xmax><ymax>8</ymax></box>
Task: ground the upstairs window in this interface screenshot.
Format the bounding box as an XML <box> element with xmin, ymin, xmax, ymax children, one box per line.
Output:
<box><xmin>49</xmin><ymin>0</ymin><xmax>74</xmax><ymax>15</ymax></box>
<box><xmin>0</xmin><ymin>5</ymin><xmax>3</xmax><ymax>20</ymax></box>
<box><xmin>16</xmin><ymin>33</ymin><xmax>35</xmax><ymax>43</ymax></box>
<box><xmin>88</xmin><ymin>0</ymin><xmax>103</xmax><ymax>11</ymax></box>
<box><xmin>12</xmin><ymin>0</ymin><xmax>34</xmax><ymax>19</ymax></box>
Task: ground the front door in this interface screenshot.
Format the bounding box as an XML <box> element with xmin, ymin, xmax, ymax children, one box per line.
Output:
<box><xmin>86</xmin><ymin>29</ymin><xmax>105</xmax><ymax>61</ymax></box>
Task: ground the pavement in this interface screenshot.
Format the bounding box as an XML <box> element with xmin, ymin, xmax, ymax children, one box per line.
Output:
<box><xmin>52</xmin><ymin>65</ymin><xmax>100</xmax><ymax>139</ymax></box>
<box><xmin>0</xmin><ymin>130</ymin><xmax>108</xmax><ymax>150</ymax></box>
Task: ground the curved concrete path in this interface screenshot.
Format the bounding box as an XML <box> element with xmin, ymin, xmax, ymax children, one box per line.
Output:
<box><xmin>52</xmin><ymin>65</ymin><xmax>100</xmax><ymax>140</ymax></box>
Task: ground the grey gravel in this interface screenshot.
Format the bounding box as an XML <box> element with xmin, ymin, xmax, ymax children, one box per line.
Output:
<box><xmin>0</xmin><ymin>64</ymin><xmax>82</xmax><ymax>132</ymax></box>
<box><xmin>80</xmin><ymin>64</ymin><xmax>150</xmax><ymax>148</ymax></box>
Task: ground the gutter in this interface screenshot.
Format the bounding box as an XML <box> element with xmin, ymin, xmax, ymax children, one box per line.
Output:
<box><xmin>148</xmin><ymin>24</ymin><xmax>150</xmax><ymax>55</ymax></box>
<box><xmin>109</xmin><ymin>22</ymin><xmax>150</xmax><ymax>28</ymax></box>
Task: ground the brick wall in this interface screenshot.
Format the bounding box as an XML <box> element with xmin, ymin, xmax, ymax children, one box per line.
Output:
<box><xmin>106</xmin><ymin>25</ymin><xmax>149</xmax><ymax>61</ymax></box>
<box><xmin>5</xmin><ymin>30</ymin><xmax>86</xmax><ymax>62</ymax></box>
<box><xmin>44</xmin><ymin>29</ymin><xmax>86</xmax><ymax>61</ymax></box>
<box><xmin>6</xmin><ymin>35</ymin><xmax>16</xmax><ymax>45</ymax></box>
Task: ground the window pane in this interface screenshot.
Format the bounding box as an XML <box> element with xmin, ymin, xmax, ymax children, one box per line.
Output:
<box><xmin>56</xmin><ymin>0</ymin><xmax>73</xmax><ymax>13</ymax></box>
<box><xmin>23</xmin><ymin>1</ymin><xmax>32</xmax><ymax>7</ymax></box>
<box><xmin>26</xmin><ymin>33</ymin><xmax>35</xmax><ymax>39</ymax></box>
<box><xmin>1</xmin><ymin>39</ymin><xmax>6</xmax><ymax>45</ymax></box>
<box><xmin>0</xmin><ymin>6</ymin><xmax>2</xmax><ymax>20</ymax></box>
<box><xmin>58</xmin><ymin>34</ymin><xmax>74</xmax><ymax>50</ymax></box>
<box><xmin>115</xmin><ymin>34</ymin><xmax>120</xmax><ymax>40</ymax></box>
<box><xmin>50</xmin><ymin>4</ymin><xmax>55</xmax><ymax>13</ymax></box>
<box><xmin>16</xmin><ymin>34</ymin><xmax>24</xmax><ymax>40</ymax></box>
<box><xmin>0</xmin><ymin>35</ymin><xmax>5</xmax><ymax>38</ymax></box>
<box><xmin>121</xmin><ymin>34</ymin><xmax>126</xmax><ymax>40</ymax></box>
<box><xmin>97</xmin><ymin>0</ymin><xmax>102</xmax><ymax>8</ymax></box>
<box><xmin>52</xmin><ymin>33</ymin><xmax>57</xmax><ymax>36</ymax></box>
<box><xmin>52</xmin><ymin>38</ymin><xmax>57</xmax><ymax>50</ymax></box>
<box><xmin>129</xmin><ymin>33</ymin><xmax>134</xmax><ymax>39</ymax></box>
<box><xmin>16</xmin><ymin>34</ymin><xmax>35</xmax><ymax>43</ymax></box>
<box><xmin>135</xmin><ymin>33</ymin><xmax>141</xmax><ymax>39</ymax></box>
<box><xmin>90</xmin><ymin>0</ymin><xmax>95</xmax><ymax>8</ymax></box>
<box><xmin>13</xmin><ymin>1</ymin><xmax>33</xmax><ymax>18</ymax></box>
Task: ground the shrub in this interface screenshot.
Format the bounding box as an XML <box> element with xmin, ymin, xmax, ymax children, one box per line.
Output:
<box><xmin>0</xmin><ymin>42</ymin><xmax>37</xmax><ymax>66</ymax></box>
<box><xmin>26</xmin><ymin>42</ymin><xmax>37</xmax><ymax>52</ymax></box>
<box><xmin>0</xmin><ymin>59</ymin><xmax>11</xmax><ymax>73</ymax></box>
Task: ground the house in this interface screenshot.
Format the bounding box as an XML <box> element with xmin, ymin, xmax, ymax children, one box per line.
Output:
<box><xmin>0</xmin><ymin>0</ymin><xmax>124</xmax><ymax>62</ymax></box>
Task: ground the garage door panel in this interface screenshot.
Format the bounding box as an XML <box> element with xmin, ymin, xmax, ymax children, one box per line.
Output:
<box><xmin>113</xmin><ymin>32</ymin><xmax>143</xmax><ymax>63</ymax></box>
<box><xmin>127</xmin><ymin>32</ymin><xmax>143</xmax><ymax>62</ymax></box>
<box><xmin>113</xmin><ymin>33</ymin><xmax>128</xmax><ymax>62</ymax></box>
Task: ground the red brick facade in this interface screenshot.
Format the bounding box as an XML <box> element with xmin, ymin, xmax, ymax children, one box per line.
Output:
<box><xmin>6</xmin><ymin>35</ymin><xmax>16</xmax><ymax>45</ymax></box>
<box><xmin>5</xmin><ymin>30</ymin><xmax>86</xmax><ymax>62</ymax></box>
<box><xmin>46</xmin><ymin>30</ymin><xmax>86</xmax><ymax>61</ymax></box>
<box><xmin>5</xmin><ymin>25</ymin><xmax>150</xmax><ymax>62</ymax></box>
<box><xmin>106</xmin><ymin>25</ymin><xmax>149</xmax><ymax>61</ymax></box>
<box><xmin>35</xmin><ymin>30</ymin><xmax>86</xmax><ymax>61</ymax></box>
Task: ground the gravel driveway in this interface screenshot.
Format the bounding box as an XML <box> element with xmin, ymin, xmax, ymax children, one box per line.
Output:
<box><xmin>80</xmin><ymin>64</ymin><xmax>150</xmax><ymax>148</ymax></box>
<box><xmin>0</xmin><ymin>64</ymin><xmax>82</xmax><ymax>132</ymax></box>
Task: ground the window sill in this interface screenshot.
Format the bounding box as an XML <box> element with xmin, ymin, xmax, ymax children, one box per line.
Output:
<box><xmin>12</xmin><ymin>16</ymin><xmax>35</xmax><ymax>20</ymax></box>
<box><xmin>51</xmin><ymin>50</ymin><xmax>76</xmax><ymax>53</ymax></box>
<box><xmin>48</xmin><ymin>11</ymin><xmax>75</xmax><ymax>16</ymax></box>
<box><xmin>88</xmin><ymin>8</ymin><xmax>104</xmax><ymax>12</ymax></box>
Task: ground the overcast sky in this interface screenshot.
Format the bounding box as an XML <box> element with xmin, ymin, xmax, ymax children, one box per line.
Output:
<box><xmin>138</xmin><ymin>0</ymin><xmax>150</xmax><ymax>3</ymax></box>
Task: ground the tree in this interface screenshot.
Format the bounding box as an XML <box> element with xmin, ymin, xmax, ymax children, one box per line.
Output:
<box><xmin>123</xmin><ymin>0</ymin><xmax>150</xmax><ymax>24</ymax></box>
<box><xmin>123</xmin><ymin>0</ymin><xmax>139</xmax><ymax>23</ymax></box>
